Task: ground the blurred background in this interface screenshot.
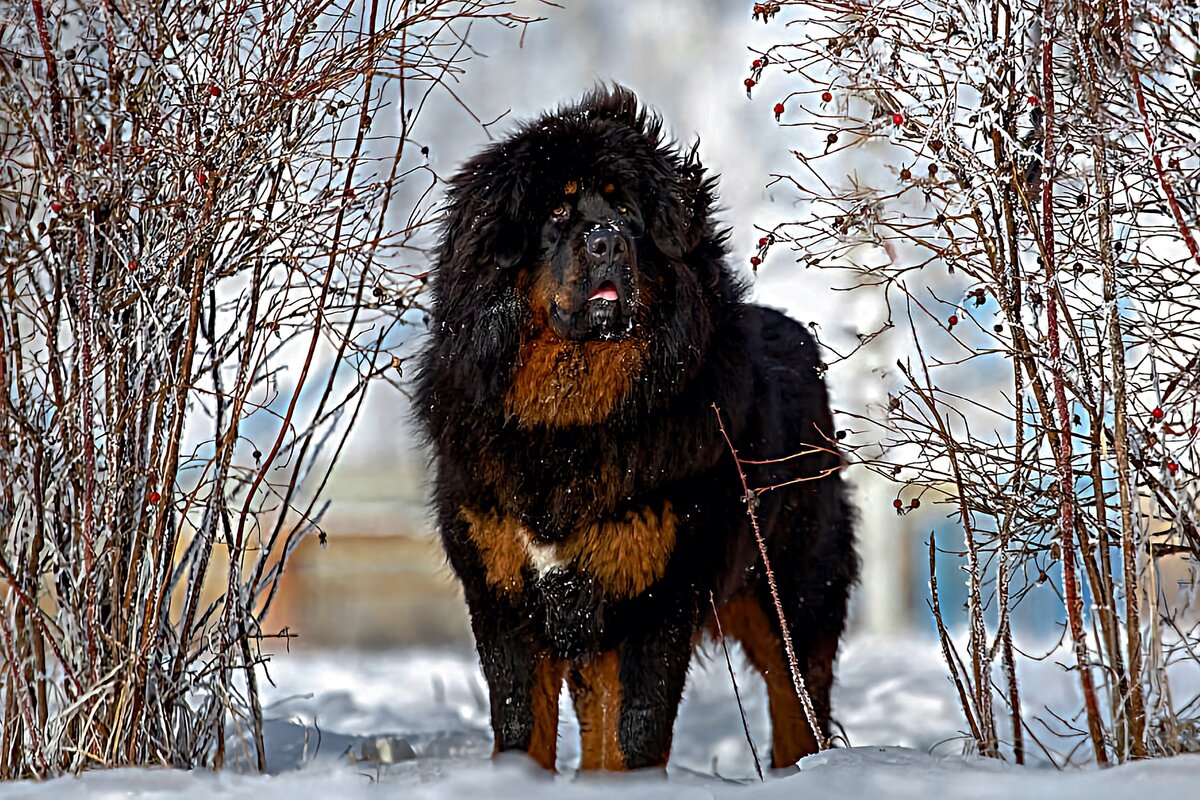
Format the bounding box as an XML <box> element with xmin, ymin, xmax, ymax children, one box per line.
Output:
<box><xmin>261</xmin><ymin>0</ymin><xmax>1199</xmax><ymax>654</ymax></box>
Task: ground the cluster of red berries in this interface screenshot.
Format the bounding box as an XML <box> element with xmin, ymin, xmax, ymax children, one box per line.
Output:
<box><xmin>752</xmin><ymin>2</ymin><xmax>781</xmax><ymax>23</ymax></box>
<box><xmin>892</xmin><ymin>497</ymin><xmax>921</xmax><ymax>512</ymax></box>
<box><xmin>745</xmin><ymin>55</ymin><xmax>767</xmax><ymax>96</ymax></box>
<box><xmin>750</xmin><ymin>233</ymin><xmax>774</xmax><ymax>271</ymax></box>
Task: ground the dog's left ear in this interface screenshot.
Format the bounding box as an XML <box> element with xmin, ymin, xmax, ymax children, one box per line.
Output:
<box><xmin>649</xmin><ymin>140</ymin><xmax>714</xmax><ymax>260</ymax></box>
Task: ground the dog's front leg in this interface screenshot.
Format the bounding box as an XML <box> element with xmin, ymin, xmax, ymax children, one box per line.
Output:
<box><xmin>569</xmin><ymin>598</ymin><xmax>697</xmax><ymax>771</ymax></box>
<box><xmin>470</xmin><ymin>602</ymin><xmax>564</xmax><ymax>770</ymax></box>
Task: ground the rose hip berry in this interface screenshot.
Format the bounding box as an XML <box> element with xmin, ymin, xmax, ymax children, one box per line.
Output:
<box><xmin>1152</xmin><ymin>407</ymin><xmax>1165</xmax><ymax>421</ymax></box>
<box><xmin>892</xmin><ymin>112</ymin><xmax>905</xmax><ymax>125</ymax></box>
<box><xmin>821</xmin><ymin>90</ymin><xmax>833</xmax><ymax>103</ymax></box>
<box><xmin>892</xmin><ymin>498</ymin><xmax>904</xmax><ymax>509</ymax></box>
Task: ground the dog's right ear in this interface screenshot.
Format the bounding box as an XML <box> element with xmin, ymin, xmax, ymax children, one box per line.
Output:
<box><xmin>438</xmin><ymin>188</ymin><xmax>528</xmax><ymax>273</ymax></box>
<box><xmin>649</xmin><ymin>140</ymin><xmax>715</xmax><ymax>260</ymax></box>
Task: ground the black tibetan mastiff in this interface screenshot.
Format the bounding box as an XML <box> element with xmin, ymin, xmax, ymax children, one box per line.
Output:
<box><xmin>415</xmin><ymin>86</ymin><xmax>857</xmax><ymax>772</ymax></box>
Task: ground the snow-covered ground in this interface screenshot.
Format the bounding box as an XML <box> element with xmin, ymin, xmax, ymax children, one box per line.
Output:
<box><xmin>6</xmin><ymin>635</ymin><xmax>1199</xmax><ymax>798</ymax></box>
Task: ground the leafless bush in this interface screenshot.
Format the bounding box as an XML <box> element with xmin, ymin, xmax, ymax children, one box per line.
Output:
<box><xmin>0</xmin><ymin>0</ymin><xmax>544</xmax><ymax>778</ymax></box>
<box><xmin>745</xmin><ymin>0</ymin><xmax>1199</xmax><ymax>765</ymax></box>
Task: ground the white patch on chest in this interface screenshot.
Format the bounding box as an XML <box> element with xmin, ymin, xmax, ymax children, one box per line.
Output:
<box><xmin>521</xmin><ymin>531</ymin><xmax>566</xmax><ymax>577</ymax></box>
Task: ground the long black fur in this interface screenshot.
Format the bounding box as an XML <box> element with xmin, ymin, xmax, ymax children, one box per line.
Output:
<box><xmin>414</xmin><ymin>86</ymin><xmax>858</xmax><ymax>770</ymax></box>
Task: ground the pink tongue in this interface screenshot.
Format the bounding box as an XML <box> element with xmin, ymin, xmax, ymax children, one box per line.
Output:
<box><xmin>590</xmin><ymin>283</ymin><xmax>619</xmax><ymax>302</ymax></box>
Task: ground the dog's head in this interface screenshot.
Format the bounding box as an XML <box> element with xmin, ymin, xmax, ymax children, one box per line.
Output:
<box><xmin>536</xmin><ymin>175</ymin><xmax>640</xmax><ymax>341</ymax></box>
<box><xmin>437</xmin><ymin>85</ymin><xmax>728</xmax><ymax>343</ymax></box>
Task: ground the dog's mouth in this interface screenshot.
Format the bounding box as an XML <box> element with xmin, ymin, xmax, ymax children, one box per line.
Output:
<box><xmin>550</xmin><ymin>275</ymin><xmax>636</xmax><ymax>341</ymax></box>
<box><xmin>588</xmin><ymin>281</ymin><xmax>620</xmax><ymax>303</ymax></box>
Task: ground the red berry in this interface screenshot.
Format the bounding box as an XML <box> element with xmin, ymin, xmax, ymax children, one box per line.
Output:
<box><xmin>948</xmin><ymin>314</ymin><xmax>959</xmax><ymax>327</ymax></box>
<box><xmin>900</xmin><ymin>167</ymin><xmax>912</xmax><ymax>180</ymax></box>
<box><xmin>99</xmin><ymin>142</ymin><xmax>111</xmax><ymax>155</ymax></box>
<box><xmin>758</xmin><ymin>237</ymin><xmax>769</xmax><ymax>248</ymax></box>
<box><xmin>910</xmin><ymin>498</ymin><xmax>920</xmax><ymax>509</ymax></box>
<box><xmin>148</xmin><ymin>491</ymin><xmax>161</xmax><ymax>503</ymax></box>
<box><xmin>892</xmin><ymin>112</ymin><xmax>904</xmax><ymax>125</ymax></box>
<box><xmin>1166</xmin><ymin>461</ymin><xmax>1178</xmax><ymax>474</ymax></box>
<box><xmin>752</xmin><ymin>59</ymin><xmax>763</xmax><ymax>69</ymax></box>
<box><xmin>773</xmin><ymin>102</ymin><xmax>785</xmax><ymax>117</ymax></box>
<box><xmin>892</xmin><ymin>498</ymin><xmax>904</xmax><ymax>509</ymax></box>
<box><xmin>209</xmin><ymin>84</ymin><xmax>221</xmax><ymax>97</ymax></box>
<box><xmin>50</xmin><ymin>201</ymin><xmax>63</xmax><ymax>213</ymax></box>
<box><xmin>127</xmin><ymin>259</ymin><xmax>138</xmax><ymax>271</ymax></box>
<box><xmin>1152</xmin><ymin>407</ymin><xmax>1165</xmax><ymax>421</ymax></box>
<box><xmin>744</xmin><ymin>78</ymin><xmax>756</xmax><ymax>89</ymax></box>
<box><xmin>750</xmin><ymin>256</ymin><xmax>762</xmax><ymax>267</ymax></box>
<box><xmin>196</xmin><ymin>171</ymin><xmax>207</xmax><ymax>186</ymax></box>
<box><xmin>821</xmin><ymin>90</ymin><xmax>833</xmax><ymax>103</ymax></box>
<box><xmin>1028</xmin><ymin>95</ymin><xmax>1039</xmax><ymax>105</ymax></box>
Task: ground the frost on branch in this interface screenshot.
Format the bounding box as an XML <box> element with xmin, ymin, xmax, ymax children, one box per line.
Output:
<box><xmin>0</xmin><ymin>0</ymin><xmax>544</xmax><ymax>779</ymax></box>
<box><xmin>750</xmin><ymin>0</ymin><xmax>1200</xmax><ymax>765</ymax></box>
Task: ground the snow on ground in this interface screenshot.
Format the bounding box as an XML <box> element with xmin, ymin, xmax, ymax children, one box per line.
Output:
<box><xmin>4</xmin><ymin>636</ymin><xmax>1199</xmax><ymax>798</ymax></box>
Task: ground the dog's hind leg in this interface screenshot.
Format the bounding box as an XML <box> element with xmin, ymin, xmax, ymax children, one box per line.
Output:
<box><xmin>717</xmin><ymin>594</ymin><xmax>833</xmax><ymax>768</ymax></box>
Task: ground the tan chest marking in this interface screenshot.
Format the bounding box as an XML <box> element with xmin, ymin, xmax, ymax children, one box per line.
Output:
<box><xmin>572</xmin><ymin>502</ymin><xmax>676</xmax><ymax>598</ymax></box>
<box><xmin>505</xmin><ymin>331</ymin><xmax>645</xmax><ymax>428</ymax></box>
<box><xmin>459</xmin><ymin>509</ymin><xmax>532</xmax><ymax>595</ymax></box>
<box><xmin>460</xmin><ymin>502</ymin><xmax>677</xmax><ymax>599</ymax></box>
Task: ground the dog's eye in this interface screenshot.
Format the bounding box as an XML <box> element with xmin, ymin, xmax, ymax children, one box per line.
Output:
<box><xmin>551</xmin><ymin>202</ymin><xmax>571</xmax><ymax>223</ymax></box>
<box><xmin>616</xmin><ymin>204</ymin><xmax>628</xmax><ymax>215</ymax></box>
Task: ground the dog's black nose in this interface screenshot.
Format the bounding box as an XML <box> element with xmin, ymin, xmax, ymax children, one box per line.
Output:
<box><xmin>585</xmin><ymin>228</ymin><xmax>629</xmax><ymax>261</ymax></box>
